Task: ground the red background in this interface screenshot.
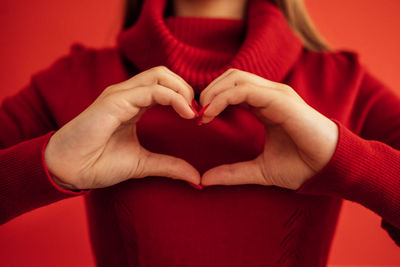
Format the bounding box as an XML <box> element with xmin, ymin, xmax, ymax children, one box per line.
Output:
<box><xmin>1</xmin><ymin>0</ymin><xmax>400</xmax><ymax>266</ymax></box>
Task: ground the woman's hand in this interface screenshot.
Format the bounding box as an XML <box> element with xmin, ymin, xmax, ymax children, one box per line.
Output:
<box><xmin>199</xmin><ymin>68</ymin><xmax>339</xmax><ymax>190</ymax></box>
<box><xmin>44</xmin><ymin>66</ymin><xmax>200</xmax><ymax>190</ymax></box>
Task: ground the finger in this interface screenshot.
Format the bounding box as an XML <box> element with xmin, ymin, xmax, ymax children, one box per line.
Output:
<box><xmin>200</xmin><ymin>84</ymin><xmax>262</xmax><ymax>124</ymax></box>
<box><xmin>158</xmin><ymin>67</ymin><xmax>196</xmax><ymax>103</ymax></box>
<box><xmin>104</xmin><ymin>84</ymin><xmax>196</xmax><ymax>124</ymax></box>
<box><xmin>202</xmin><ymin>68</ymin><xmax>236</xmax><ymax>93</ymax></box>
<box><xmin>139</xmin><ymin>149</ymin><xmax>201</xmax><ymax>185</ymax></box>
<box><xmin>149</xmin><ymin>84</ymin><xmax>196</xmax><ymax>119</ymax></box>
<box><xmin>200</xmin><ymin>68</ymin><xmax>282</xmax><ymax>108</ymax></box>
<box><xmin>201</xmin><ymin>159</ymin><xmax>268</xmax><ymax>186</ymax></box>
<box><xmin>200</xmin><ymin>68</ymin><xmax>238</xmax><ymax>106</ymax></box>
<box><xmin>116</xmin><ymin>66</ymin><xmax>195</xmax><ymax>105</ymax></box>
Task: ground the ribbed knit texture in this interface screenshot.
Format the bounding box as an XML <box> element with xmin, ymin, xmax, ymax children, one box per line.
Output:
<box><xmin>117</xmin><ymin>0</ymin><xmax>304</xmax><ymax>93</ymax></box>
<box><xmin>0</xmin><ymin>131</ymin><xmax>88</xmax><ymax>224</ymax></box>
<box><xmin>297</xmin><ymin>118</ymin><xmax>400</xmax><ymax>228</ymax></box>
<box><xmin>1</xmin><ymin>0</ymin><xmax>400</xmax><ymax>265</ymax></box>
<box><xmin>165</xmin><ymin>16</ymin><xmax>245</xmax><ymax>54</ymax></box>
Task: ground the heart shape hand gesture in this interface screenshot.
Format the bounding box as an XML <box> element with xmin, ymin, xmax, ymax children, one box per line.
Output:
<box><xmin>45</xmin><ymin>66</ymin><xmax>199</xmax><ymax>190</ymax></box>
<box><xmin>44</xmin><ymin>66</ymin><xmax>338</xmax><ymax>191</ymax></box>
<box><xmin>197</xmin><ymin>68</ymin><xmax>338</xmax><ymax>190</ymax></box>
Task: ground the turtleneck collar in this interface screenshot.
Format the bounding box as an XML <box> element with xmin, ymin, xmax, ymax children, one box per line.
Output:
<box><xmin>165</xmin><ymin>16</ymin><xmax>245</xmax><ymax>54</ymax></box>
<box><xmin>117</xmin><ymin>0</ymin><xmax>304</xmax><ymax>94</ymax></box>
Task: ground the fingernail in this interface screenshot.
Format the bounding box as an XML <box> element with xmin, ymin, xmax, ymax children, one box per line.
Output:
<box><xmin>189</xmin><ymin>104</ymin><xmax>199</xmax><ymax>117</ymax></box>
<box><xmin>188</xmin><ymin>182</ymin><xmax>203</xmax><ymax>190</ymax></box>
<box><xmin>198</xmin><ymin>103</ymin><xmax>210</xmax><ymax>117</ymax></box>
<box><xmin>191</xmin><ymin>99</ymin><xmax>199</xmax><ymax>109</ymax></box>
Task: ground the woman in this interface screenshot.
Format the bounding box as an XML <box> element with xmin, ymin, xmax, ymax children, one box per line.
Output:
<box><xmin>1</xmin><ymin>0</ymin><xmax>399</xmax><ymax>265</ymax></box>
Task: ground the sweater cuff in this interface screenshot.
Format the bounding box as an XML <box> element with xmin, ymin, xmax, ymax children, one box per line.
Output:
<box><xmin>0</xmin><ymin>132</ymin><xmax>90</xmax><ymax>224</ymax></box>
<box><xmin>295</xmin><ymin>118</ymin><xmax>349</xmax><ymax>196</ymax></box>
<box><xmin>295</xmin><ymin>119</ymin><xmax>400</xmax><ymax>228</ymax></box>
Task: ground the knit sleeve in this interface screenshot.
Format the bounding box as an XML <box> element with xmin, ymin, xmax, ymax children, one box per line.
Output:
<box><xmin>295</xmin><ymin>70</ymin><xmax>400</xmax><ymax>245</ymax></box>
<box><xmin>0</xmin><ymin>67</ymin><xmax>90</xmax><ymax>225</ymax></box>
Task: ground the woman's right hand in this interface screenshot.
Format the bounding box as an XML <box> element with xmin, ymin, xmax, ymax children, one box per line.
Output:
<box><xmin>44</xmin><ymin>66</ymin><xmax>200</xmax><ymax>190</ymax></box>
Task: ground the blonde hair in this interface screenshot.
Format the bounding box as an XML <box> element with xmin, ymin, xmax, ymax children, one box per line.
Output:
<box><xmin>273</xmin><ymin>0</ymin><xmax>331</xmax><ymax>51</ymax></box>
<box><xmin>123</xmin><ymin>0</ymin><xmax>331</xmax><ymax>51</ymax></box>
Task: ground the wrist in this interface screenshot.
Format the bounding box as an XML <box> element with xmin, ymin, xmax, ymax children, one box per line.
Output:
<box><xmin>43</xmin><ymin>133</ymin><xmax>83</xmax><ymax>192</ymax></box>
<box><xmin>50</xmin><ymin>174</ymin><xmax>81</xmax><ymax>191</ymax></box>
<box><xmin>42</xmin><ymin>131</ymin><xmax>90</xmax><ymax>194</ymax></box>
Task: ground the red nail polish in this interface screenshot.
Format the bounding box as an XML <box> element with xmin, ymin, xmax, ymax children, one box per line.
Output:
<box><xmin>198</xmin><ymin>103</ymin><xmax>210</xmax><ymax>117</ymax></box>
<box><xmin>192</xmin><ymin>99</ymin><xmax>199</xmax><ymax>109</ymax></box>
<box><xmin>189</xmin><ymin>104</ymin><xmax>199</xmax><ymax>117</ymax></box>
<box><xmin>188</xmin><ymin>182</ymin><xmax>203</xmax><ymax>190</ymax></box>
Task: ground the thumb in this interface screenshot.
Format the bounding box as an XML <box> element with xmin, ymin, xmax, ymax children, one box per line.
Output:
<box><xmin>201</xmin><ymin>158</ymin><xmax>268</xmax><ymax>186</ymax></box>
<box><xmin>139</xmin><ymin>149</ymin><xmax>201</xmax><ymax>185</ymax></box>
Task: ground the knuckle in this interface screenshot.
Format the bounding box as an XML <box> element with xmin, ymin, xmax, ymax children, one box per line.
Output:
<box><xmin>151</xmin><ymin>65</ymin><xmax>169</xmax><ymax>75</ymax></box>
<box><xmin>158</xmin><ymin>65</ymin><xmax>169</xmax><ymax>71</ymax></box>
<box><xmin>102</xmin><ymin>89</ymin><xmax>122</xmax><ymax>101</ymax></box>
<box><xmin>228</xmin><ymin>68</ymin><xmax>245</xmax><ymax>81</ymax></box>
<box><xmin>103</xmin><ymin>90</ymin><xmax>139</xmax><ymax>114</ymax></box>
<box><xmin>229</xmin><ymin>68</ymin><xmax>243</xmax><ymax>76</ymax></box>
<box><xmin>105</xmin><ymin>84</ymin><xmax>117</xmax><ymax>92</ymax></box>
<box><xmin>97</xmin><ymin>89</ymin><xmax>116</xmax><ymax>104</ymax></box>
<box><xmin>228</xmin><ymin>67</ymin><xmax>240</xmax><ymax>73</ymax></box>
<box><xmin>105</xmin><ymin>91</ymin><xmax>130</xmax><ymax>109</ymax></box>
<box><xmin>148</xmin><ymin>66</ymin><xmax>170</xmax><ymax>85</ymax></box>
<box><xmin>280</xmin><ymin>83</ymin><xmax>292</xmax><ymax>92</ymax></box>
<box><xmin>281</xmin><ymin>85</ymin><xmax>298</xmax><ymax>98</ymax></box>
<box><xmin>101</xmin><ymin>85</ymin><xmax>119</xmax><ymax>97</ymax></box>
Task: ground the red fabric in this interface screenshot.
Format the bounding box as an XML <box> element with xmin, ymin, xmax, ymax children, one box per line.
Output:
<box><xmin>1</xmin><ymin>0</ymin><xmax>400</xmax><ymax>265</ymax></box>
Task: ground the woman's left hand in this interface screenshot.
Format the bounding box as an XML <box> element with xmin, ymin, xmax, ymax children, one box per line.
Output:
<box><xmin>199</xmin><ymin>68</ymin><xmax>339</xmax><ymax>190</ymax></box>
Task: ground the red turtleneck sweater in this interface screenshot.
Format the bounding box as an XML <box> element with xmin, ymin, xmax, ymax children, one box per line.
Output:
<box><xmin>1</xmin><ymin>0</ymin><xmax>400</xmax><ymax>266</ymax></box>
